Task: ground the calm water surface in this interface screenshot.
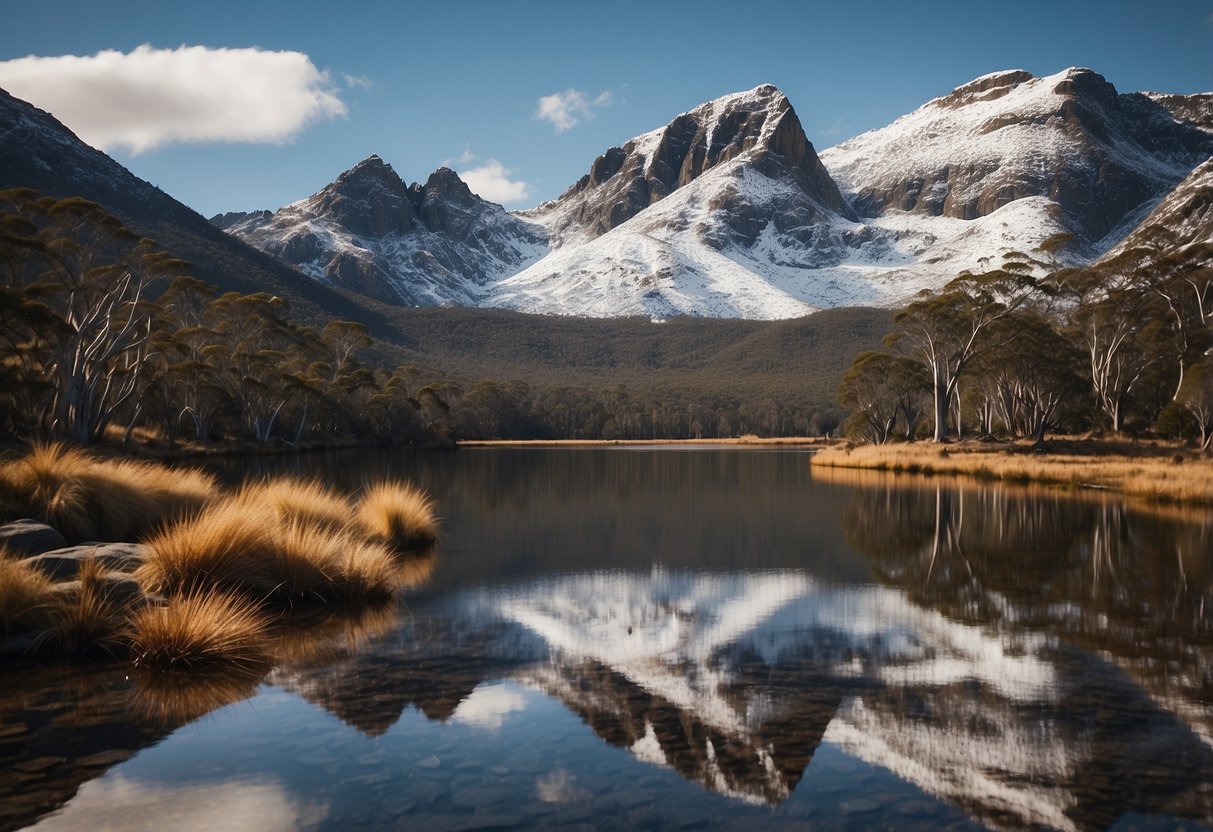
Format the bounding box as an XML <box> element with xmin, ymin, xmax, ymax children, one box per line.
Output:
<box><xmin>2</xmin><ymin>448</ymin><xmax>1212</xmax><ymax>831</ymax></box>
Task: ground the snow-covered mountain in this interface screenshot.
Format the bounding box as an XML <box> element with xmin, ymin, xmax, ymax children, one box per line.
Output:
<box><xmin>215</xmin><ymin>156</ymin><xmax>546</xmax><ymax>305</ymax></box>
<box><xmin>214</xmin><ymin>70</ymin><xmax>1212</xmax><ymax>319</ymax></box>
<box><xmin>1102</xmin><ymin>156</ymin><xmax>1213</xmax><ymax>257</ymax></box>
<box><xmin>821</xmin><ymin>68</ymin><xmax>1212</xmax><ymax>243</ymax></box>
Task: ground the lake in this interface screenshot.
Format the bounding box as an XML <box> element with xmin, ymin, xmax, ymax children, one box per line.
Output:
<box><xmin>2</xmin><ymin>447</ymin><xmax>1212</xmax><ymax>831</ymax></box>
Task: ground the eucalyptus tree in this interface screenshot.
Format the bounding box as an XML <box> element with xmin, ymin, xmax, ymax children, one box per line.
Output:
<box><xmin>887</xmin><ymin>264</ymin><xmax>1037</xmax><ymax>442</ymax></box>
<box><xmin>0</xmin><ymin>190</ymin><xmax>187</xmax><ymax>443</ymax></box>
<box><xmin>1177</xmin><ymin>360</ymin><xmax>1213</xmax><ymax>452</ymax></box>
<box><xmin>838</xmin><ymin>351</ymin><xmax>929</xmax><ymax>444</ymax></box>
<box><xmin>1053</xmin><ymin>265</ymin><xmax>1165</xmax><ymax>433</ymax></box>
<box><xmin>971</xmin><ymin>309</ymin><xmax>1086</xmax><ymax>441</ymax></box>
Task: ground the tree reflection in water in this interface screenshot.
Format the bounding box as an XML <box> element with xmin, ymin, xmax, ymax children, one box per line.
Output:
<box><xmin>837</xmin><ymin>473</ymin><xmax>1213</xmax><ymax>829</ymax></box>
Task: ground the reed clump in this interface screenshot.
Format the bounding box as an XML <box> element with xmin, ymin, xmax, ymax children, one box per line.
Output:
<box><xmin>138</xmin><ymin>497</ymin><xmax>400</xmax><ymax>603</ymax></box>
<box><xmin>230</xmin><ymin>478</ymin><xmax>354</xmax><ymax>531</ymax></box>
<box><xmin>357</xmin><ymin>480</ymin><xmax>439</xmax><ymax>553</ymax></box>
<box><xmin>0</xmin><ymin>547</ymin><xmax>55</xmax><ymax>639</ymax></box>
<box><xmin>130</xmin><ymin>590</ymin><xmax>271</xmax><ymax>672</ymax></box>
<box><xmin>36</xmin><ymin>559</ymin><xmax>133</xmax><ymax>659</ymax></box>
<box><xmin>0</xmin><ymin>444</ymin><xmax>218</xmax><ymax>542</ymax></box>
<box><xmin>0</xmin><ymin>446</ymin><xmax>441</xmax><ymax>678</ymax></box>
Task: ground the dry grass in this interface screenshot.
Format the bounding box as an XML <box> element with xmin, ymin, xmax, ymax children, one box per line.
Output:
<box><xmin>0</xmin><ymin>444</ymin><xmax>218</xmax><ymax>542</ymax></box>
<box><xmin>357</xmin><ymin>481</ymin><xmax>439</xmax><ymax>554</ymax></box>
<box><xmin>811</xmin><ymin>441</ymin><xmax>1213</xmax><ymax>504</ymax></box>
<box><xmin>230</xmin><ymin>478</ymin><xmax>353</xmax><ymax>531</ymax></box>
<box><xmin>138</xmin><ymin>498</ymin><xmax>400</xmax><ymax>603</ymax></box>
<box><xmin>129</xmin><ymin>590</ymin><xmax>271</xmax><ymax>672</ymax></box>
<box><xmin>37</xmin><ymin>559</ymin><xmax>133</xmax><ymax>659</ymax></box>
<box><xmin>0</xmin><ymin>547</ymin><xmax>55</xmax><ymax>639</ymax></box>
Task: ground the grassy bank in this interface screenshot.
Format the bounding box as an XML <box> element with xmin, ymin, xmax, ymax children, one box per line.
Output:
<box><xmin>459</xmin><ymin>436</ymin><xmax>830</xmax><ymax>448</ymax></box>
<box><xmin>0</xmin><ymin>445</ymin><xmax>439</xmax><ymax>671</ymax></box>
<box><xmin>810</xmin><ymin>439</ymin><xmax>1213</xmax><ymax>505</ymax></box>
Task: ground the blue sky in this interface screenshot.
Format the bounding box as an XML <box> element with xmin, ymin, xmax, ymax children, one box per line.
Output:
<box><xmin>2</xmin><ymin>0</ymin><xmax>1211</xmax><ymax>217</ymax></box>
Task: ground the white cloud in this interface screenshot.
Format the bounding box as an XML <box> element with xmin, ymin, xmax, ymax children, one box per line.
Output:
<box><xmin>535</xmin><ymin>88</ymin><xmax>613</xmax><ymax>133</ymax></box>
<box><xmin>458</xmin><ymin>159</ymin><xmax>531</xmax><ymax>205</ymax></box>
<box><xmin>0</xmin><ymin>44</ymin><xmax>347</xmax><ymax>154</ymax></box>
<box><xmin>29</xmin><ymin>774</ymin><xmax>328</xmax><ymax>832</ymax></box>
<box><xmin>451</xmin><ymin>682</ymin><xmax>529</xmax><ymax>730</ymax></box>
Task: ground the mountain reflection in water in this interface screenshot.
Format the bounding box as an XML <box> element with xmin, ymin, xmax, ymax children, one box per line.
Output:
<box><xmin>4</xmin><ymin>450</ymin><xmax>1213</xmax><ymax>832</ymax></box>
<box><xmin>269</xmin><ymin>551</ymin><xmax>1211</xmax><ymax>829</ymax></box>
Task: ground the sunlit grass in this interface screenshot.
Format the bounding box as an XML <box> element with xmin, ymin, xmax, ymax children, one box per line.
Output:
<box><xmin>0</xmin><ymin>547</ymin><xmax>55</xmax><ymax>639</ymax></box>
<box><xmin>130</xmin><ymin>590</ymin><xmax>271</xmax><ymax>672</ymax></box>
<box><xmin>230</xmin><ymin>477</ymin><xmax>353</xmax><ymax>531</ymax></box>
<box><xmin>36</xmin><ymin>558</ymin><xmax>132</xmax><ymax>659</ymax></box>
<box><xmin>0</xmin><ymin>443</ymin><xmax>218</xmax><ymax>542</ymax></box>
<box><xmin>811</xmin><ymin>441</ymin><xmax>1213</xmax><ymax>504</ymax></box>
<box><xmin>0</xmin><ymin>445</ymin><xmax>439</xmax><ymax>679</ymax></box>
<box><xmin>357</xmin><ymin>480</ymin><xmax>439</xmax><ymax>554</ymax></box>
<box><xmin>138</xmin><ymin>498</ymin><xmax>399</xmax><ymax>603</ymax></box>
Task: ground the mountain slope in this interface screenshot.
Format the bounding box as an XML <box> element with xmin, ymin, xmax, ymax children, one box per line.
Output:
<box><xmin>208</xmin><ymin>71</ymin><xmax>1213</xmax><ymax>320</ymax></box>
<box><xmin>0</xmin><ymin>87</ymin><xmax>393</xmax><ymax>333</ymax></box>
<box><xmin>523</xmin><ymin>84</ymin><xmax>854</xmax><ymax>247</ymax></box>
<box><xmin>219</xmin><ymin>157</ymin><xmax>547</xmax><ymax>305</ymax></box>
<box><xmin>820</xmin><ymin>68</ymin><xmax>1213</xmax><ymax>244</ymax></box>
<box><xmin>1111</xmin><ymin>156</ymin><xmax>1213</xmax><ymax>253</ymax></box>
<box><xmin>497</xmin><ymin>85</ymin><xmax>868</xmax><ymax>318</ymax></box>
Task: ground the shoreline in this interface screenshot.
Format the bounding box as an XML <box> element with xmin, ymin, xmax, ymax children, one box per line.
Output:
<box><xmin>810</xmin><ymin>439</ymin><xmax>1213</xmax><ymax>505</ymax></box>
<box><xmin>456</xmin><ymin>437</ymin><xmax>829</xmax><ymax>448</ymax></box>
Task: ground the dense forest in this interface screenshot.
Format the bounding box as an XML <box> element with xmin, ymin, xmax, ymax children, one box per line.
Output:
<box><xmin>0</xmin><ymin>189</ymin><xmax>889</xmax><ymax>448</ymax></box>
<box><xmin>838</xmin><ymin>237</ymin><xmax>1213</xmax><ymax>447</ymax></box>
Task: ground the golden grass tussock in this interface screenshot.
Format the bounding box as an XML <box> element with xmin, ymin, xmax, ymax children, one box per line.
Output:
<box><xmin>0</xmin><ymin>444</ymin><xmax>218</xmax><ymax>542</ymax></box>
<box><xmin>811</xmin><ymin>442</ymin><xmax>1213</xmax><ymax>505</ymax></box>
<box><xmin>0</xmin><ymin>547</ymin><xmax>55</xmax><ymax>639</ymax></box>
<box><xmin>139</xmin><ymin>498</ymin><xmax>400</xmax><ymax>603</ymax></box>
<box><xmin>357</xmin><ymin>480</ymin><xmax>439</xmax><ymax>554</ymax></box>
<box><xmin>37</xmin><ymin>559</ymin><xmax>133</xmax><ymax>659</ymax></box>
<box><xmin>129</xmin><ymin>590</ymin><xmax>271</xmax><ymax>672</ymax></box>
<box><xmin>230</xmin><ymin>477</ymin><xmax>354</xmax><ymax>531</ymax></box>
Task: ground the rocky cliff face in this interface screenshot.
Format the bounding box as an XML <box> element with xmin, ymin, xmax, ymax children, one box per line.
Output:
<box><xmin>1102</xmin><ymin>156</ymin><xmax>1213</xmax><ymax>258</ymax></box>
<box><xmin>820</xmin><ymin>68</ymin><xmax>1213</xmax><ymax>244</ymax></box>
<box><xmin>525</xmin><ymin>84</ymin><xmax>854</xmax><ymax>248</ymax></box>
<box><xmin>220</xmin><ymin>157</ymin><xmax>547</xmax><ymax>305</ymax></box>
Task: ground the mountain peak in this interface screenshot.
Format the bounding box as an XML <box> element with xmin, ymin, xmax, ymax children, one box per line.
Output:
<box><xmin>528</xmin><ymin>83</ymin><xmax>852</xmax><ymax>244</ymax></box>
<box><xmin>822</xmin><ymin>65</ymin><xmax>1213</xmax><ymax>239</ymax></box>
<box><xmin>335</xmin><ymin>154</ymin><xmax>401</xmax><ymax>187</ymax></box>
<box><xmin>422</xmin><ymin>166</ymin><xmax>476</xmax><ymax>204</ymax></box>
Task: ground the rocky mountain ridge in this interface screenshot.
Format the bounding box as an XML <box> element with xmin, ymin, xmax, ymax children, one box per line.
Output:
<box><xmin>217</xmin><ymin>69</ymin><xmax>1211</xmax><ymax>319</ymax></box>
<box><xmin>820</xmin><ymin>67</ymin><xmax>1213</xmax><ymax>243</ymax></box>
<box><xmin>216</xmin><ymin>155</ymin><xmax>546</xmax><ymax>305</ymax></box>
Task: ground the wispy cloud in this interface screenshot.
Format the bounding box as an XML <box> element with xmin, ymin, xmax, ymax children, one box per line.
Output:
<box><xmin>819</xmin><ymin>117</ymin><xmax>849</xmax><ymax>139</ymax></box>
<box><xmin>449</xmin><ymin>150</ymin><xmax>530</xmax><ymax>205</ymax></box>
<box><xmin>535</xmin><ymin>88</ymin><xmax>613</xmax><ymax>133</ymax></box>
<box><xmin>342</xmin><ymin>73</ymin><xmax>375</xmax><ymax>91</ymax></box>
<box><xmin>0</xmin><ymin>44</ymin><xmax>347</xmax><ymax>154</ymax></box>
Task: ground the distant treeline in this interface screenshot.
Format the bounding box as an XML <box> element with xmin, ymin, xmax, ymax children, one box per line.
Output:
<box><xmin>838</xmin><ymin>235</ymin><xmax>1213</xmax><ymax>447</ymax></box>
<box><xmin>0</xmin><ymin>189</ymin><xmax>887</xmax><ymax>448</ymax></box>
